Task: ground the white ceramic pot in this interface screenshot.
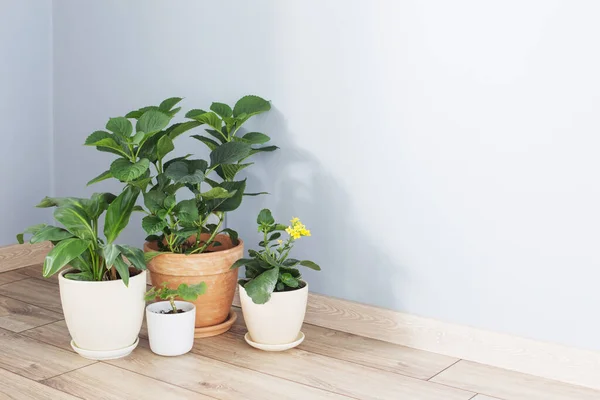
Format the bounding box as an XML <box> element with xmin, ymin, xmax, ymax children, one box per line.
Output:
<box><xmin>146</xmin><ymin>301</ymin><xmax>196</xmax><ymax>356</ymax></box>
<box><xmin>239</xmin><ymin>282</ymin><xmax>308</xmax><ymax>345</ymax></box>
<box><xmin>58</xmin><ymin>269</ymin><xmax>146</xmax><ymax>360</ymax></box>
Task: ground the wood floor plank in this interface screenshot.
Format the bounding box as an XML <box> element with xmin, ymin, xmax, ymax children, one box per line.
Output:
<box><xmin>0</xmin><ymin>328</ymin><xmax>93</xmax><ymax>381</ymax></box>
<box><xmin>0</xmin><ymin>294</ymin><xmax>63</xmax><ymax>332</ymax></box>
<box><xmin>21</xmin><ymin>320</ymin><xmax>72</xmax><ymax>351</ymax></box>
<box><xmin>430</xmin><ymin>360</ymin><xmax>600</xmax><ymax>400</ymax></box>
<box><xmin>231</xmin><ymin>308</ymin><xmax>459</xmax><ymax>380</ymax></box>
<box><xmin>0</xmin><ymin>269</ymin><xmax>29</xmax><ymax>285</ymax></box>
<box><xmin>472</xmin><ymin>395</ymin><xmax>503</xmax><ymax>400</ymax></box>
<box><xmin>44</xmin><ymin>362</ymin><xmax>211</xmax><ymax>400</ymax></box>
<box><xmin>107</xmin><ymin>338</ymin><xmax>350</xmax><ymax>400</ymax></box>
<box><xmin>0</xmin><ymin>278</ymin><xmax>62</xmax><ymax>314</ymax></box>
<box><xmin>191</xmin><ymin>332</ymin><xmax>474</xmax><ymax>400</ymax></box>
<box><xmin>0</xmin><ymin>367</ymin><xmax>79</xmax><ymax>399</ymax></box>
<box><xmin>17</xmin><ymin>264</ymin><xmax>59</xmax><ymax>283</ymax></box>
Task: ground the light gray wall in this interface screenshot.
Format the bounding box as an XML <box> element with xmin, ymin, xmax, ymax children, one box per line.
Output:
<box><xmin>0</xmin><ymin>0</ymin><xmax>53</xmax><ymax>244</ymax></box>
<box><xmin>52</xmin><ymin>0</ymin><xmax>600</xmax><ymax>351</ymax></box>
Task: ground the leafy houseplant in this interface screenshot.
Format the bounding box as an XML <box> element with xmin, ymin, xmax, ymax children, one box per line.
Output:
<box><xmin>145</xmin><ymin>282</ymin><xmax>207</xmax><ymax>356</ymax></box>
<box><xmin>85</xmin><ymin>95</ymin><xmax>277</xmax><ymax>334</ymax></box>
<box><xmin>231</xmin><ymin>209</ymin><xmax>321</xmax><ymax>304</ymax></box>
<box><xmin>17</xmin><ymin>190</ymin><xmax>148</xmax><ymax>359</ymax></box>
<box><xmin>232</xmin><ymin>209</ymin><xmax>321</xmax><ymax>348</ymax></box>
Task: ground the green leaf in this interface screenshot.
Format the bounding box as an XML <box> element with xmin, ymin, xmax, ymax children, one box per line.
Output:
<box><xmin>159</xmin><ymin>97</ymin><xmax>183</xmax><ymax>112</ymax></box>
<box><xmin>201</xmin><ymin>187</ymin><xmax>234</xmax><ymax>200</ymax></box>
<box><xmin>191</xmin><ymin>112</ymin><xmax>223</xmax><ymax>132</ymax></box>
<box><xmin>244</xmin><ymin>192</ymin><xmax>269</xmax><ymax>196</ymax></box>
<box><xmin>268</xmin><ymin>232</ymin><xmax>281</xmax><ymax>241</ymax></box>
<box><xmin>18</xmin><ymin>223</ymin><xmax>47</xmax><ymax>242</ymax></box>
<box><xmin>209</xmin><ymin>142</ymin><xmax>252</xmax><ymax>167</ymax></box>
<box><xmin>87</xmin><ymin>170</ymin><xmax>112</xmax><ymax>186</ymax></box>
<box><xmin>210</xmin><ymin>102</ymin><xmax>232</xmax><ymax>118</ymax></box>
<box><xmin>106</xmin><ymin>117</ymin><xmax>133</xmax><ymax>139</ymax></box>
<box><xmin>156</xmin><ymin>135</ymin><xmax>174</xmax><ymax>160</ymax></box>
<box><xmin>205</xmin><ymin>129</ymin><xmax>227</xmax><ymax>143</ymax></box>
<box><xmin>131</xmin><ymin>131</ymin><xmax>145</xmax><ymax>145</ymax></box>
<box><xmin>243</xmin><ymin>267</ymin><xmax>279</xmax><ymax>304</ymax></box>
<box><xmin>250</xmin><ymin>145</ymin><xmax>279</xmax><ymax>155</ymax></box>
<box><xmin>167</xmin><ymin>121</ymin><xmax>202</xmax><ymax>140</ymax></box>
<box><xmin>104</xmin><ymin>186</ymin><xmax>140</xmax><ymax>243</ymax></box>
<box><xmin>282</xmin><ymin>258</ymin><xmax>300</xmax><ymax>267</ymax></box>
<box><xmin>164</xmin><ymin>160</ymin><xmax>207</xmax><ymax>184</ymax></box>
<box><xmin>230</xmin><ymin>258</ymin><xmax>254</xmax><ymax>270</ymax></box>
<box><xmin>257</xmin><ymin>209</ymin><xmax>275</xmax><ymax>225</ymax></box>
<box><xmin>102</xmin><ymin>243</ymin><xmax>121</xmax><ymax>268</ymax></box>
<box><xmin>233</xmin><ymin>95</ymin><xmax>271</xmax><ymax>117</ymax></box>
<box><xmin>88</xmin><ymin>192</ymin><xmax>117</xmax><ymax>219</ymax></box>
<box><xmin>31</xmin><ymin>226</ymin><xmax>74</xmax><ymax>244</ymax></box>
<box><xmin>242</xmin><ymin>132</ymin><xmax>270</xmax><ymax>144</ymax></box>
<box><xmin>177</xmin><ymin>282</ymin><xmax>207</xmax><ymax>301</ymax></box>
<box><xmin>143</xmin><ymin>190</ymin><xmax>167</xmax><ymax>213</ymax></box>
<box><xmin>220</xmin><ymin>228</ymin><xmax>239</xmax><ymax>245</ymax></box>
<box><xmin>84</xmin><ymin>130</ymin><xmax>113</xmax><ymax>146</ymax></box>
<box><xmin>54</xmin><ymin>205</ymin><xmax>94</xmax><ymax>240</ymax></box>
<box><xmin>300</xmin><ymin>260</ymin><xmax>321</xmax><ymax>271</ymax></box>
<box><xmin>110</xmin><ymin>158</ymin><xmax>150</xmax><ymax>182</ymax></box>
<box><xmin>207</xmin><ymin>179</ymin><xmax>246</xmax><ymax>212</ymax></box>
<box><xmin>144</xmin><ymin>251</ymin><xmax>168</xmax><ymax>262</ymax></box>
<box><xmin>218</xmin><ymin>163</ymin><xmax>253</xmax><ymax>181</ymax></box>
<box><xmin>113</xmin><ymin>255</ymin><xmax>130</xmax><ymax>286</ymax></box>
<box><xmin>280</xmin><ymin>272</ymin><xmax>299</xmax><ymax>288</ymax></box>
<box><xmin>142</xmin><ymin>215</ymin><xmax>167</xmax><ymax>234</ymax></box>
<box><xmin>191</xmin><ymin>135</ymin><xmax>219</xmax><ymax>151</ymax></box>
<box><xmin>185</xmin><ymin>109</ymin><xmax>207</xmax><ymax>118</ymax></box>
<box><xmin>136</xmin><ymin>110</ymin><xmax>171</xmax><ymax>135</ymax></box>
<box><xmin>175</xmin><ymin>199</ymin><xmax>198</xmax><ymax>223</ymax></box>
<box><xmin>64</xmin><ymin>271</ymin><xmax>94</xmax><ymax>281</ymax></box>
<box><xmin>164</xmin><ymin>194</ymin><xmax>176</xmax><ymax>210</ymax></box>
<box><xmin>43</xmin><ymin>238</ymin><xmax>90</xmax><ymax>277</ymax></box>
<box><xmin>276</xmin><ymin>282</ymin><xmax>285</xmax><ymax>291</ymax></box>
<box><xmin>117</xmin><ymin>245</ymin><xmax>146</xmax><ymax>271</ymax></box>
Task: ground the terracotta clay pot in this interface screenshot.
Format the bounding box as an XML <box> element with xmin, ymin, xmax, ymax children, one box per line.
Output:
<box><xmin>144</xmin><ymin>233</ymin><xmax>243</xmax><ymax>336</ymax></box>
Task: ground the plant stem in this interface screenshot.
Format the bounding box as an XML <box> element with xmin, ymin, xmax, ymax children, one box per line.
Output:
<box><xmin>169</xmin><ymin>298</ymin><xmax>178</xmax><ymax>314</ymax></box>
<box><xmin>191</xmin><ymin>213</ymin><xmax>224</xmax><ymax>254</ymax></box>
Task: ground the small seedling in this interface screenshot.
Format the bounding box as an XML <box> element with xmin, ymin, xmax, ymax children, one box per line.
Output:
<box><xmin>145</xmin><ymin>282</ymin><xmax>207</xmax><ymax>314</ymax></box>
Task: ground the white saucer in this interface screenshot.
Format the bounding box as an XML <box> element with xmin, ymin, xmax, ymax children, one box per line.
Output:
<box><xmin>244</xmin><ymin>332</ymin><xmax>305</xmax><ymax>352</ymax></box>
<box><xmin>70</xmin><ymin>337</ymin><xmax>140</xmax><ymax>360</ymax></box>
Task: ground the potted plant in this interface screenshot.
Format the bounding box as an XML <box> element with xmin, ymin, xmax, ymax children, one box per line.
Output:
<box><xmin>17</xmin><ymin>189</ymin><xmax>147</xmax><ymax>360</ymax></box>
<box><xmin>231</xmin><ymin>209</ymin><xmax>321</xmax><ymax>351</ymax></box>
<box><xmin>85</xmin><ymin>95</ymin><xmax>277</xmax><ymax>337</ymax></box>
<box><xmin>145</xmin><ymin>282</ymin><xmax>206</xmax><ymax>356</ymax></box>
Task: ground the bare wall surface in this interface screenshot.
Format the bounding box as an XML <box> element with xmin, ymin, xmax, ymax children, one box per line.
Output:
<box><xmin>0</xmin><ymin>0</ymin><xmax>53</xmax><ymax>245</ymax></box>
<box><xmin>52</xmin><ymin>0</ymin><xmax>600</xmax><ymax>351</ymax></box>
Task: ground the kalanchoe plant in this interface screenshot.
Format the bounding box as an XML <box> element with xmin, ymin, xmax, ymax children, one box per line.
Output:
<box><xmin>17</xmin><ymin>189</ymin><xmax>145</xmax><ymax>285</ymax></box>
<box><xmin>231</xmin><ymin>209</ymin><xmax>321</xmax><ymax>304</ymax></box>
<box><xmin>145</xmin><ymin>282</ymin><xmax>207</xmax><ymax>314</ymax></box>
<box><xmin>85</xmin><ymin>95</ymin><xmax>277</xmax><ymax>254</ymax></box>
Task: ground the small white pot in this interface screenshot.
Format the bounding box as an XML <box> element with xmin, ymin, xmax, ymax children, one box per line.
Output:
<box><xmin>146</xmin><ymin>301</ymin><xmax>196</xmax><ymax>356</ymax></box>
<box><xmin>239</xmin><ymin>282</ymin><xmax>308</xmax><ymax>345</ymax></box>
<box><xmin>58</xmin><ymin>269</ymin><xmax>146</xmax><ymax>359</ymax></box>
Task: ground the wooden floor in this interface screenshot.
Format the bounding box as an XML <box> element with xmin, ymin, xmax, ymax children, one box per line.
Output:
<box><xmin>0</xmin><ymin>266</ymin><xmax>598</xmax><ymax>400</ymax></box>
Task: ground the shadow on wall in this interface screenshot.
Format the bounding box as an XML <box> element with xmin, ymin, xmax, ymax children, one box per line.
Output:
<box><xmin>233</xmin><ymin>107</ymin><xmax>404</xmax><ymax>309</ymax></box>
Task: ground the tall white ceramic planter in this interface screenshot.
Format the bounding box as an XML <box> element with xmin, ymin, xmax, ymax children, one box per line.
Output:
<box><xmin>239</xmin><ymin>282</ymin><xmax>308</xmax><ymax>345</ymax></box>
<box><xmin>146</xmin><ymin>301</ymin><xmax>196</xmax><ymax>356</ymax></box>
<box><xmin>58</xmin><ymin>269</ymin><xmax>146</xmax><ymax>360</ymax></box>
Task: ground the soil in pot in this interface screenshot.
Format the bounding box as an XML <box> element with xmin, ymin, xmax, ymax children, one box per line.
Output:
<box><xmin>144</xmin><ymin>233</ymin><xmax>243</xmax><ymax>332</ymax></box>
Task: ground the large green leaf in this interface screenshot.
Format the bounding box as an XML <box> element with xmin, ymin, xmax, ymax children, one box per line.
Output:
<box><xmin>136</xmin><ymin>110</ymin><xmax>171</xmax><ymax>135</ymax></box>
<box><xmin>142</xmin><ymin>215</ymin><xmax>167</xmax><ymax>234</ymax></box>
<box><xmin>164</xmin><ymin>159</ymin><xmax>207</xmax><ymax>184</ymax></box>
<box><xmin>175</xmin><ymin>199</ymin><xmax>199</xmax><ymax>223</ymax></box>
<box><xmin>257</xmin><ymin>208</ymin><xmax>275</xmax><ymax>225</ymax></box>
<box><xmin>207</xmin><ymin>180</ymin><xmax>246</xmax><ymax>212</ymax></box>
<box><xmin>102</xmin><ymin>243</ymin><xmax>121</xmax><ymax>268</ymax></box>
<box><xmin>230</xmin><ymin>258</ymin><xmax>254</xmax><ymax>270</ymax></box>
<box><xmin>84</xmin><ymin>130</ymin><xmax>113</xmax><ymax>145</ymax></box>
<box><xmin>17</xmin><ymin>223</ymin><xmax>47</xmax><ymax>244</ymax></box>
<box><xmin>159</xmin><ymin>97</ymin><xmax>183</xmax><ymax>112</ymax></box>
<box><xmin>177</xmin><ymin>282</ymin><xmax>207</xmax><ymax>301</ymax></box>
<box><xmin>201</xmin><ymin>187</ymin><xmax>235</xmax><ymax>200</ymax></box>
<box><xmin>191</xmin><ymin>112</ymin><xmax>223</xmax><ymax>132</ymax></box>
<box><xmin>110</xmin><ymin>158</ymin><xmax>150</xmax><ymax>182</ymax></box>
<box><xmin>117</xmin><ymin>244</ymin><xmax>146</xmax><ymax>271</ymax></box>
<box><xmin>167</xmin><ymin>121</ymin><xmax>202</xmax><ymax>140</ymax></box>
<box><xmin>143</xmin><ymin>190</ymin><xmax>167</xmax><ymax>213</ymax></box>
<box><xmin>113</xmin><ymin>255</ymin><xmax>130</xmax><ymax>286</ymax></box>
<box><xmin>233</xmin><ymin>95</ymin><xmax>271</xmax><ymax>117</ymax></box>
<box><xmin>300</xmin><ymin>260</ymin><xmax>321</xmax><ymax>271</ymax></box>
<box><xmin>104</xmin><ymin>186</ymin><xmax>140</xmax><ymax>243</ymax></box>
<box><xmin>243</xmin><ymin>267</ymin><xmax>279</xmax><ymax>304</ymax></box>
<box><xmin>217</xmin><ymin>163</ymin><xmax>253</xmax><ymax>181</ymax></box>
<box><xmin>242</xmin><ymin>132</ymin><xmax>270</xmax><ymax>144</ymax></box>
<box><xmin>31</xmin><ymin>226</ymin><xmax>74</xmax><ymax>244</ymax></box>
<box><xmin>191</xmin><ymin>135</ymin><xmax>219</xmax><ymax>151</ymax></box>
<box><xmin>209</xmin><ymin>142</ymin><xmax>252</xmax><ymax>167</ymax></box>
<box><xmin>185</xmin><ymin>109</ymin><xmax>207</xmax><ymax>119</ymax></box>
<box><xmin>250</xmin><ymin>145</ymin><xmax>279</xmax><ymax>155</ymax></box>
<box><xmin>280</xmin><ymin>272</ymin><xmax>299</xmax><ymax>288</ymax></box>
<box><xmin>106</xmin><ymin>117</ymin><xmax>133</xmax><ymax>139</ymax></box>
<box><xmin>87</xmin><ymin>192</ymin><xmax>117</xmax><ymax>219</ymax></box>
<box><xmin>43</xmin><ymin>238</ymin><xmax>90</xmax><ymax>277</ymax></box>
<box><xmin>210</xmin><ymin>102</ymin><xmax>232</xmax><ymax>118</ymax></box>
<box><xmin>87</xmin><ymin>170</ymin><xmax>112</xmax><ymax>186</ymax></box>
<box><xmin>54</xmin><ymin>205</ymin><xmax>95</xmax><ymax>240</ymax></box>
<box><xmin>156</xmin><ymin>135</ymin><xmax>174</xmax><ymax>160</ymax></box>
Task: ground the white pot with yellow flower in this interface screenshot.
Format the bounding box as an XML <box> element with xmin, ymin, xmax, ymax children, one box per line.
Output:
<box><xmin>230</xmin><ymin>209</ymin><xmax>321</xmax><ymax>350</ymax></box>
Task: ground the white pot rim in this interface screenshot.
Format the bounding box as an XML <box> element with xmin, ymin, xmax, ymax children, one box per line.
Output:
<box><xmin>146</xmin><ymin>300</ymin><xmax>196</xmax><ymax>316</ymax></box>
<box><xmin>239</xmin><ymin>281</ymin><xmax>308</xmax><ymax>297</ymax></box>
<box><xmin>59</xmin><ymin>268</ymin><xmax>146</xmax><ymax>286</ymax></box>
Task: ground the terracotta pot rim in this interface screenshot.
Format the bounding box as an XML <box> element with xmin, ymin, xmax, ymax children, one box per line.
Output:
<box><xmin>143</xmin><ymin>237</ymin><xmax>244</xmax><ymax>259</ymax></box>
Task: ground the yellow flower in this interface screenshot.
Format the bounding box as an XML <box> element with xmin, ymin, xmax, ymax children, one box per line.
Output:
<box><xmin>285</xmin><ymin>217</ymin><xmax>312</xmax><ymax>240</ymax></box>
<box><xmin>277</xmin><ymin>239</ymin><xmax>283</xmax><ymax>245</ymax></box>
<box><xmin>291</xmin><ymin>217</ymin><xmax>300</xmax><ymax>224</ymax></box>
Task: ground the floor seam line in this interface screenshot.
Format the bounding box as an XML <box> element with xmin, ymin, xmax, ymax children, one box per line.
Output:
<box><xmin>427</xmin><ymin>359</ymin><xmax>462</xmax><ymax>381</ymax></box>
